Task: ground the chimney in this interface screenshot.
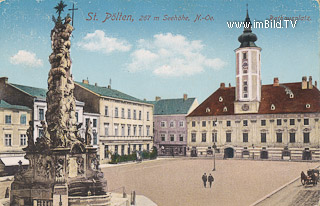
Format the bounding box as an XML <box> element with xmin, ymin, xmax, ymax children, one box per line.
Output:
<box><xmin>273</xmin><ymin>77</ymin><xmax>279</xmax><ymax>86</ymax></box>
<box><xmin>315</xmin><ymin>81</ymin><xmax>318</xmax><ymax>88</ymax></box>
<box><xmin>82</xmin><ymin>79</ymin><xmax>89</xmax><ymax>84</ymax></box>
<box><xmin>302</xmin><ymin>76</ymin><xmax>307</xmax><ymax>89</ymax></box>
<box><xmin>155</xmin><ymin>96</ymin><xmax>161</xmax><ymax>101</ymax></box>
<box><xmin>220</xmin><ymin>83</ymin><xmax>225</xmax><ymax>89</ymax></box>
<box><xmin>229</xmin><ymin>83</ymin><xmax>231</xmax><ymax>88</ymax></box>
<box><xmin>183</xmin><ymin>94</ymin><xmax>188</xmax><ymax>101</ymax></box>
<box><xmin>95</xmin><ymin>83</ymin><xmax>98</xmax><ymax>86</ymax></box>
<box><xmin>308</xmin><ymin>76</ymin><xmax>313</xmax><ymax>89</ymax></box>
<box><xmin>0</xmin><ymin>77</ymin><xmax>8</xmax><ymax>84</ymax></box>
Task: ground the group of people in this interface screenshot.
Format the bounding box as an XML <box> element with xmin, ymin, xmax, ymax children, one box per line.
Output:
<box><xmin>202</xmin><ymin>173</ymin><xmax>214</xmax><ymax>188</ymax></box>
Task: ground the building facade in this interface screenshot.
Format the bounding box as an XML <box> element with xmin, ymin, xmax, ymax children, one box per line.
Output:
<box><xmin>0</xmin><ymin>100</ymin><xmax>31</xmax><ymax>157</ymax></box>
<box><xmin>152</xmin><ymin>95</ymin><xmax>198</xmax><ymax>156</ymax></box>
<box><xmin>186</xmin><ymin>11</ymin><xmax>320</xmax><ymax>160</ymax></box>
<box><xmin>74</xmin><ymin>80</ymin><xmax>154</xmax><ymax>164</ymax></box>
<box><xmin>0</xmin><ymin>77</ymin><xmax>85</xmax><ymax>141</ymax></box>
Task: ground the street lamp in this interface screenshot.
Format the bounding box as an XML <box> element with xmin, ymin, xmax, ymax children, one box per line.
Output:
<box><xmin>252</xmin><ymin>144</ymin><xmax>255</xmax><ymax>160</ymax></box>
<box><xmin>212</xmin><ymin>143</ymin><xmax>217</xmax><ymax>171</ymax></box>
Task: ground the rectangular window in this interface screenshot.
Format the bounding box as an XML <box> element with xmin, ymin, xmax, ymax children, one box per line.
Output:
<box><xmin>160</xmin><ymin>121</ymin><xmax>166</xmax><ymax>128</ymax></box>
<box><xmin>169</xmin><ymin>121</ymin><xmax>174</xmax><ymax>128</ymax></box>
<box><xmin>5</xmin><ymin>134</ymin><xmax>11</xmax><ymax>146</ymax></box>
<box><xmin>146</xmin><ymin>126</ymin><xmax>150</xmax><ymax>136</ymax></box>
<box><xmin>127</xmin><ymin>125</ymin><xmax>131</xmax><ymax>136</ymax></box>
<box><xmin>5</xmin><ymin>115</ymin><xmax>11</xmax><ymax>124</ymax></box>
<box><xmin>202</xmin><ymin>133</ymin><xmax>206</xmax><ymax>142</ymax></box>
<box><xmin>105</xmin><ymin>106</ymin><xmax>109</xmax><ymax>116</ymax></box>
<box><xmin>20</xmin><ymin>134</ymin><xmax>26</xmax><ymax>146</ymax></box>
<box><xmin>115</xmin><ymin>145</ymin><xmax>118</xmax><ymax>155</ymax></box>
<box><xmin>161</xmin><ymin>134</ymin><xmax>165</xmax><ymax>141</ymax></box>
<box><xmin>121</xmin><ymin>108</ymin><xmax>125</xmax><ymax>118</ymax></box>
<box><xmin>191</xmin><ymin>133</ymin><xmax>196</xmax><ymax>142</ymax></box>
<box><xmin>121</xmin><ymin>125</ymin><xmax>125</xmax><ymax>136</ymax></box>
<box><xmin>227</xmin><ymin>121</ymin><xmax>231</xmax><ymax>127</ymax></box>
<box><xmin>179</xmin><ymin>134</ymin><xmax>183</xmax><ymax>141</ymax></box>
<box><xmin>212</xmin><ymin>132</ymin><xmax>217</xmax><ymax>142</ymax></box>
<box><xmin>114</xmin><ymin>124</ymin><xmax>119</xmax><ymax>136</ymax></box>
<box><xmin>104</xmin><ymin>123</ymin><xmax>109</xmax><ymax>136</ymax></box>
<box><xmin>179</xmin><ymin>121</ymin><xmax>184</xmax><ymax>127</ymax></box>
<box><xmin>138</xmin><ymin>126</ymin><xmax>142</xmax><ymax>136</ymax></box>
<box><xmin>192</xmin><ymin>121</ymin><xmax>196</xmax><ymax>127</ymax></box>
<box><xmin>93</xmin><ymin>130</ymin><xmax>97</xmax><ymax>145</ymax></box>
<box><xmin>212</xmin><ymin>121</ymin><xmax>217</xmax><ymax>127</ymax></box>
<box><xmin>290</xmin><ymin>119</ymin><xmax>295</xmax><ymax>125</ymax></box>
<box><xmin>261</xmin><ymin>133</ymin><xmax>266</xmax><ymax>143</ymax></box>
<box><xmin>243</xmin><ymin>133</ymin><xmax>248</xmax><ymax>142</ymax></box>
<box><xmin>75</xmin><ymin>112</ymin><xmax>79</xmax><ymax>123</ymax></box>
<box><xmin>277</xmin><ymin>119</ymin><xmax>282</xmax><ymax>126</ymax></box>
<box><xmin>304</xmin><ymin>119</ymin><xmax>309</xmax><ymax>126</ymax></box>
<box><xmin>127</xmin><ymin>109</ymin><xmax>131</xmax><ymax>119</ymax></box>
<box><xmin>104</xmin><ymin>145</ymin><xmax>109</xmax><ymax>158</ymax></box>
<box><xmin>226</xmin><ymin>132</ymin><xmax>231</xmax><ymax>142</ymax></box>
<box><xmin>115</xmin><ymin>107</ymin><xmax>118</xmax><ymax>118</ymax></box>
<box><xmin>243</xmin><ymin>52</ymin><xmax>247</xmax><ymax>59</ymax></box>
<box><xmin>202</xmin><ymin>121</ymin><xmax>206</xmax><ymax>127</ymax></box>
<box><xmin>121</xmin><ymin>145</ymin><xmax>125</xmax><ymax>155</ymax></box>
<box><xmin>133</xmin><ymin>126</ymin><xmax>137</xmax><ymax>136</ymax></box>
<box><xmin>170</xmin><ymin>134</ymin><xmax>174</xmax><ymax>141</ymax></box>
<box><xmin>20</xmin><ymin>114</ymin><xmax>26</xmax><ymax>125</ymax></box>
<box><xmin>93</xmin><ymin>119</ymin><xmax>97</xmax><ymax>127</ymax></box>
<box><xmin>85</xmin><ymin>118</ymin><xmax>90</xmax><ymax>126</ymax></box>
<box><xmin>147</xmin><ymin>112</ymin><xmax>150</xmax><ymax>121</ymax></box>
<box><xmin>147</xmin><ymin>144</ymin><xmax>150</xmax><ymax>151</ymax></box>
<box><xmin>139</xmin><ymin>111</ymin><xmax>141</xmax><ymax>120</ymax></box>
<box><xmin>243</xmin><ymin>120</ymin><xmax>248</xmax><ymax>127</ymax></box>
<box><xmin>261</xmin><ymin>120</ymin><xmax>266</xmax><ymax>126</ymax></box>
<box><xmin>276</xmin><ymin>133</ymin><xmax>282</xmax><ymax>143</ymax></box>
<box><xmin>39</xmin><ymin>109</ymin><xmax>44</xmax><ymax>121</ymax></box>
<box><xmin>290</xmin><ymin>133</ymin><xmax>295</xmax><ymax>143</ymax></box>
<box><xmin>304</xmin><ymin>133</ymin><xmax>310</xmax><ymax>143</ymax></box>
<box><xmin>133</xmin><ymin>110</ymin><xmax>136</xmax><ymax>120</ymax></box>
<box><xmin>139</xmin><ymin>144</ymin><xmax>142</xmax><ymax>151</ymax></box>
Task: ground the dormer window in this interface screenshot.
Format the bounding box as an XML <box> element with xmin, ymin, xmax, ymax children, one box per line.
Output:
<box><xmin>219</xmin><ymin>96</ymin><xmax>223</xmax><ymax>102</ymax></box>
<box><xmin>271</xmin><ymin>104</ymin><xmax>275</xmax><ymax>110</ymax></box>
<box><xmin>306</xmin><ymin>104</ymin><xmax>311</xmax><ymax>109</ymax></box>
<box><xmin>206</xmin><ymin>107</ymin><xmax>211</xmax><ymax>113</ymax></box>
<box><xmin>223</xmin><ymin>106</ymin><xmax>228</xmax><ymax>112</ymax></box>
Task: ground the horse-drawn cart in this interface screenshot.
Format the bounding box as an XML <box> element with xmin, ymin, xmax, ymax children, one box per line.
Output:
<box><xmin>301</xmin><ymin>169</ymin><xmax>319</xmax><ymax>186</ymax></box>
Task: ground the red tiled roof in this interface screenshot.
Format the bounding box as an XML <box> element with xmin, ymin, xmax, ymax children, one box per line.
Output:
<box><xmin>188</xmin><ymin>82</ymin><xmax>320</xmax><ymax>116</ymax></box>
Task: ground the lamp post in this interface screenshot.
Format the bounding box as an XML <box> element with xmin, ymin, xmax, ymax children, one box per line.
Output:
<box><xmin>252</xmin><ymin>144</ymin><xmax>255</xmax><ymax>160</ymax></box>
<box><xmin>212</xmin><ymin>143</ymin><xmax>216</xmax><ymax>171</ymax></box>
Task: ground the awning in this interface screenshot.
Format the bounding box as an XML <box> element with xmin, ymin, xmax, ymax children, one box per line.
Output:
<box><xmin>0</xmin><ymin>156</ymin><xmax>29</xmax><ymax>166</ymax></box>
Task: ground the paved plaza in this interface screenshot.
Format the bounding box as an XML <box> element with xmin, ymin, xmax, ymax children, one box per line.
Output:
<box><xmin>102</xmin><ymin>158</ymin><xmax>319</xmax><ymax>206</ymax></box>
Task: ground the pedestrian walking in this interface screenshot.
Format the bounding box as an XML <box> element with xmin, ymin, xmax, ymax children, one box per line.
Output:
<box><xmin>202</xmin><ymin>173</ymin><xmax>207</xmax><ymax>188</ymax></box>
<box><xmin>208</xmin><ymin>174</ymin><xmax>214</xmax><ymax>188</ymax></box>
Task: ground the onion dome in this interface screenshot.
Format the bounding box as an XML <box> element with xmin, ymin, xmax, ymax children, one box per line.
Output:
<box><xmin>238</xmin><ymin>6</ymin><xmax>258</xmax><ymax>48</ymax></box>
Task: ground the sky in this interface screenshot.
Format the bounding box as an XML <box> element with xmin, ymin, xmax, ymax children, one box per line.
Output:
<box><xmin>0</xmin><ymin>0</ymin><xmax>319</xmax><ymax>103</ymax></box>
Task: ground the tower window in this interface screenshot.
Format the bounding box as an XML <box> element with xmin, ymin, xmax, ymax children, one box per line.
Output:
<box><xmin>243</xmin><ymin>52</ymin><xmax>247</xmax><ymax>59</ymax></box>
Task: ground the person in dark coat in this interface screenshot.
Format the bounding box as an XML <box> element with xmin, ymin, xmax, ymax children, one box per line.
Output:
<box><xmin>208</xmin><ymin>173</ymin><xmax>214</xmax><ymax>188</ymax></box>
<box><xmin>202</xmin><ymin>173</ymin><xmax>207</xmax><ymax>188</ymax></box>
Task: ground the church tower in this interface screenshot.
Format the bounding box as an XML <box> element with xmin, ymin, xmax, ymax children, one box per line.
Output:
<box><xmin>234</xmin><ymin>7</ymin><xmax>261</xmax><ymax>114</ymax></box>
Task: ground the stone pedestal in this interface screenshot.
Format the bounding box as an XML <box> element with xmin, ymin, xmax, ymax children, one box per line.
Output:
<box><xmin>53</xmin><ymin>184</ymin><xmax>68</xmax><ymax>206</ymax></box>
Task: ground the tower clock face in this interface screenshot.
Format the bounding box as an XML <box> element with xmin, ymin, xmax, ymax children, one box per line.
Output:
<box><xmin>242</xmin><ymin>104</ymin><xmax>249</xmax><ymax>111</ymax></box>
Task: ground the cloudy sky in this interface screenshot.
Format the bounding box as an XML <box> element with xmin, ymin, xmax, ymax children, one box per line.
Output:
<box><xmin>0</xmin><ymin>0</ymin><xmax>318</xmax><ymax>103</ymax></box>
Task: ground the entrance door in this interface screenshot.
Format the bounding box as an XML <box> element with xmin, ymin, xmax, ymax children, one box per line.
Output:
<box><xmin>260</xmin><ymin>151</ymin><xmax>268</xmax><ymax>159</ymax></box>
<box><xmin>303</xmin><ymin>150</ymin><xmax>312</xmax><ymax>160</ymax></box>
<box><xmin>224</xmin><ymin>147</ymin><xmax>234</xmax><ymax>158</ymax></box>
<box><xmin>191</xmin><ymin>147</ymin><xmax>197</xmax><ymax>157</ymax></box>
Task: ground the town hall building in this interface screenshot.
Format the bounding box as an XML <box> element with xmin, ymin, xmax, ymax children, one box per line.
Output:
<box><xmin>187</xmin><ymin>10</ymin><xmax>320</xmax><ymax>160</ymax></box>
